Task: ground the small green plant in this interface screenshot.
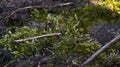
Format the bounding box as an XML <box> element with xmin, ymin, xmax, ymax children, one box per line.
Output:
<box><xmin>1</xmin><ymin>3</ymin><xmax>120</xmax><ymax>66</ymax></box>
<box><xmin>99</xmin><ymin>0</ymin><xmax>120</xmax><ymax>14</ymax></box>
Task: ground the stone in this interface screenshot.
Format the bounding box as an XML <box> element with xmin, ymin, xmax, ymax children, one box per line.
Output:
<box><xmin>90</xmin><ymin>22</ymin><xmax>120</xmax><ymax>45</ymax></box>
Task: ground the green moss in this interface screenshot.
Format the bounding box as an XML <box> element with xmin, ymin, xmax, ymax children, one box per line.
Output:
<box><xmin>1</xmin><ymin>2</ymin><xmax>120</xmax><ymax>66</ymax></box>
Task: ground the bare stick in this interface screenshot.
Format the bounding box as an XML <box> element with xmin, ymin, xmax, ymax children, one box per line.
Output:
<box><xmin>8</xmin><ymin>2</ymin><xmax>75</xmax><ymax>17</ymax></box>
<box><xmin>5</xmin><ymin>2</ymin><xmax>75</xmax><ymax>24</ymax></box>
<box><xmin>13</xmin><ymin>33</ymin><xmax>61</xmax><ymax>43</ymax></box>
<box><xmin>81</xmin><ymin>35</ymin><xmax>120</xmax><ymax>67</ymax></box>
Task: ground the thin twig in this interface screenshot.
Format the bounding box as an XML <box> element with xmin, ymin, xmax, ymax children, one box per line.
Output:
<box><xmin>8</xmin><ymin>2</ymin><xmax>75</xmax><ymax>17</ymax></box>
<box><xmin>81</xmin><ymin>35</ymin><xmax>120</xmax><ymax>67</ymax></box>
<box><xmin>13</xmin><ymin>33</ymin><xmax>61</xmax><ymax>43</ymax></box>
<box><xmin>5</xmin><ymin>2</ymin><xmax>75</xmax><ymax>24</ymax></box>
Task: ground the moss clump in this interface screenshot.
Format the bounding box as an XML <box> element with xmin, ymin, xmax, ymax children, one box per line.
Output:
<box><xmin>0</xmin><ymin>2</ymin><xmax>120</xmax><ymax>66</ymax></box>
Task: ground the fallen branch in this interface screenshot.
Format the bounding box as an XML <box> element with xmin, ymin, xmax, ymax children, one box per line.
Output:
<box><xmin>81</xmin><ymin>35</ymin><xmax>120</xmax><ymax>67</ymax></box>
<box><xmin>5</xmin><ymin>2</ymin><xmax>75</xmax><ymax>24</ymax></box>
<box><xmin>13</xmin><ymin>33</ymin><xmax>61</xmax><ymax>43</ymax></box>
<box><xmin>8</xmin><ymin>2</ymin><xmax>75</xmax><ymax>17</ymax></box>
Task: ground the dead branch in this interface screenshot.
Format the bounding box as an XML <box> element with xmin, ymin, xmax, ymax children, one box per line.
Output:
<box><xmin>8</xmin><ymin>2</ymin><xmax>75</xmax><ymax>17</ymax></box>
<box><xmin>13</xmin><ymin>33</ymin><xmax>61</xmax><ymax>43</ymax></box>
<box><xmin>81</xmin><ymin>35</ymin><xmax>120</xmax><ymax>67</ymax></box>
<box><xmin>4</xmin><ymin>2</ymin><xmax>75</xmax><ymax>24</ymax></box>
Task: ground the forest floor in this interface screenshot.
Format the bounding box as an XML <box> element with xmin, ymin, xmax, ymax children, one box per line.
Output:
<box><xmin>0</xmin><ymin>0</ymin><xmax>120</xmax><ymax>67</ymax></box>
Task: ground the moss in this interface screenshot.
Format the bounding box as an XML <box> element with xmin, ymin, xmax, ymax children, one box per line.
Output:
<box><xmin>0</xmin><ymin>1</ymin><xmax>120</xmax><ymax>66</ymax></box>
